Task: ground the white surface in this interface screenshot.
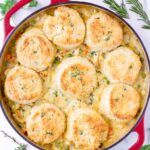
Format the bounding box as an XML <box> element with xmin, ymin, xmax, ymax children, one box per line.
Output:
<box><xmin>0</xmin><ymin>0</ymin><xmax>150</xmax><ymax>150</ymax></box>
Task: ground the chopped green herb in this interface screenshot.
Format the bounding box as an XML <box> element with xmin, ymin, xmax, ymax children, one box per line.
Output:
<box><xmin>61</xmin><ymin>92</ymin><xmax>65</xmax><ymax>97</ymax></box>
<box><xmin>46</xmin><ymin>131</ymin><xmax>53</xmax><ymax>135</ymax></box>
<box><xmin>99</xmin><ymin>143</ymin><xmax>103</xmax><ymax>148</ymax></box>
<box><xmin>55</xmin><ymin>141</ymin><xmax>63</xmax><ymax>149</ymax></box>
<box><xmin>123</xmin><ymin>87</ymin><xmax>127</xmax><ymax>91</ymax></box>
<box><xmin>89</xmin><ymin>51</ymin><xmax>97</xmax><ymax>57</ymax></box>
<box><xmin>141</xmin><ymin>72</ymin><xmax>146</xmax><ymax>79</ymax></box>
<box><xmin>21</xmin><ymin>87</ymin><xmax>25</xmax><ymax>90</ymax></box>
<box><xmin>71</xmin><ymin>72</ymin><xmax>81</xmax><ymax>77</ymax></box>
<box><xmin>65</xmin><ymin>98</ymin><xmax>68</xmax><ymax>101</ymax></box>
<box><xmin>64</xmin><ymin>146</ymin><xmax>70</xmax><ymax>150</ymax></box>
<box><xmin>79</xmin><ymin>49</ymin><xmax>83</xmax><ymax>54</ymax></box>
<box><xmin>115</xmin><ymin>98</ymin><xmax>119</xmax><ymax>101</ymax></box>
<box><xmin>104</xmin><ymin>31</ymin><xmax>112</xmax><ymax>41</ymax></box>
<box><xmin>103</xmin><ymin>76</ymin><xmax>110</xmax><ymax>84</ymax></box>
<box><xmin>80</xmin><ymin>130</ymin><xmax>83</xmax><ymax>135</ymax></box>
<box><xmin>129</xmin><ymin>65</ymin><xmax>133</xmax><ymax>69</ymax></box>
<box><xmin>140</xmin><ymin>57</ymin><xmax>144</xmax><ymax>62</ymax></box>
<box><xmin>70</xmin><ymin>66</ymin><xmax>84</xmax><ymax>78</ymax></box>
<box><xmin>96</xmin><ymin>70</ymin><xmax>102</xmax><ymax>74</ymax></box>
<box><xmin>66</xmin><ymin>53</ymin><xmax>73</xmax><ymax>57</ymax></box>
<box><xmin>88</xmin><ymin>94</ymin><xmax>94</xmax><ymax>105</ymax></box>
<box><xmin>53</xmin><ymin>90</ymin><xmax>58</xmax><ymax>97</ymax></box>
<box><xmin>41</xmin><ymin>112</ymin><xmax>45</xmax><ymax>117</ymax></box>
<box><xmin>101</xmin><ymin>52</ymin><xmax>106</xmax><ymax>58</ymax></box>
<box><xmin>77</xmin><ymin>76</ymin><xmax>82</xmax><ymax>81</ymax></box>
<box><xmin>70</xmin><ymin>23</ymin><xmax>74</xmax><ymax>27</ymax></box>
<box><xmin>137</xmin><ymin>84</ymin><xmax>141</xmax><ymax>89</ymax></box>
<box><xmin>106</xmin><ymin>80</ymin><xmax>110</xmax><ymax>85</ymax></box>
<box><xmin>105</xmin><ymin>36</ymin><xmax>111</xmax><ymax>41</ymax></box>
<box><xmin>31</xmin><ymin>79</ymin><xmax>35</xmax><ymax>83</ymax></box>
<box><xmin>95</xmin><ymin>17</ymin><xmax>100</xmax><ymax>19</ymax></box>
<box><xmin>30</xmin><ymin>19</ymin><xmax>36</xmax><ymax>25</ymax></box>
<box><xmin>53</xmin><ymin>57</ymin><xmax>61</xmax><ymax>65</ymax></box>
<box><xmin>20</xmin><ymin>107</ymin><xmax>25</xmax><ymax>112</ymax></box>
<box><xmin>57</xmin><ymin>48</ymin><xmax>61</xmax><ymax>52</ymax></box>
<box><xmin>103</xmin><ymin>77</ymin><xmax>107</xmax><ymax>81</ymax></box>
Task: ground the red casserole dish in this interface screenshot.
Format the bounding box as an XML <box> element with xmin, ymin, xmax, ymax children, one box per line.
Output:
<box><xmin>0</xmin><ymin>0</ymin><xmax>150</xmax><ymax>149</ymax></box>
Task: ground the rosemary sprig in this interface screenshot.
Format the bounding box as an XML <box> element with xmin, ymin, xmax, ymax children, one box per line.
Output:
<box><xmin>1</xmin><ymin>130</ymin><xmax>27</xmax><ymax>150</ymax></box>
<box><xmin>103</xmin><ymin>0</ymin><xmax>129</xmax><ymax>18</ymax></box>
<box><xmin>140</xmin><ymin>144</ymin><xmax>150</xmax><ymax>150</ymax></box>
<box><xmin>127</xmin><ymin>0</ymin><xmax>150</xmax><ymax>29</ymax></box>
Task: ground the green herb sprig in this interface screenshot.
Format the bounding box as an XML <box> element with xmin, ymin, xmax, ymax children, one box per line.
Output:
<box><xmin>127</xmin><ymin>0</ymin><xmax>150</xmax><ymax>29</ymax></box>
<box><xmin>28</xmin><ymin>0</ymin><xmax>38</xmax><ymax>7</ymax></box>
<box><xmin>0</xmin><ymin>0</ymin><xmax>38</xmax><ymax>21</ymax></box>
<box><xmin>104</xmin><ymin>0</ymin><xmax>150</xmax><ymax>30</ymax></box>
<box><xmin>103</xmin><ymin>0</ymin><xmax>129</xmax><ymax>18</ymax></box>
<box><xmin>1</xmin><ymin>130</ymin><xmax>27</xmax><ymax>150</ymax></box>
<box><xmin>140</xmin><ymin>144</ymin><xmax>150</xmax><ymax>150</ymax></box>
<box><xmin>0</xmin><ymin>0</ymin><xmax>16</xmax><ymax>20</ymax></box>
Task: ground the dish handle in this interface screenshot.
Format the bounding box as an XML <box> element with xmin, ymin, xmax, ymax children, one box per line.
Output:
<box><xmin>4</xmin><ymin>0</ymin><xmax>32</xmax><ymax>39</ymax></box>
<box><xmin>3</xmin><ymin>0</ymin><xmax>69</xmax><ymax>39</ymax></box>
<box><xmin>129</xmin><ymin>117</ymin><xmax>144</xmax><ymax>150</ymax></box>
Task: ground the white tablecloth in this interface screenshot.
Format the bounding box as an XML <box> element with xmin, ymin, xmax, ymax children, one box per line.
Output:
<box><xmin>0</xmin><ymin>0</ymin><xmax>149</xmax><ymax>150</ymax></box>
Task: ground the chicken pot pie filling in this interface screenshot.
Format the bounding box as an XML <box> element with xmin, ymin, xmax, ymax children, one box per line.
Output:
<box><xmin>1</xmin><ymin>4</ymin><xmax>149</xmax><ymax>150</ymax></box>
